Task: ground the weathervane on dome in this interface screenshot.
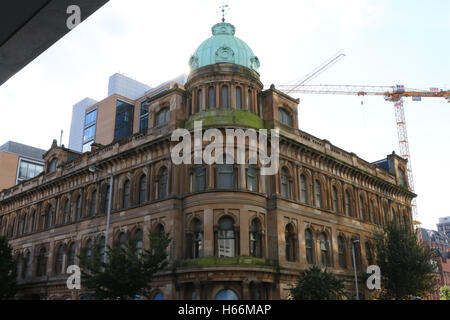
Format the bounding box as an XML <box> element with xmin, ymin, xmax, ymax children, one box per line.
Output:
<box><xmin>219</xmin><ymin>1</ymin><xmax>229</xmax><ymax>22</ymax></box>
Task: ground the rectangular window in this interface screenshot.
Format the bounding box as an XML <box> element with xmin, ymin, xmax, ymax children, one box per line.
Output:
<box><xmin>114</xmin><ymin>100</ymin><xmax>134</xmax><ymax>140</ymax></box>
<box><xmin>218</xmin><ymin>235</ymin><xmax>235</xmax><ymax>257</ymax></box>
<box><xmin>83</xmin><ymin>125</ymin><xmax>96</xmax><ymax>143</ymax></box>
<box><xmin>139</xmin><ymin>101</ymin><xmax>149</xmax><ymax>131</ymax></box>
<box><xmin>139</xmin><ymin>115</ymin><xmax>148</xmax><ymax>131</ymax></box>
<box><xmin>17</xmin><ymin>160</ymin><xmax>44</xmax><ymax>181</ymax></box>
<box><xmin>82</xmin><ymin>141</ymin><xmax>93</xmax><ymax>153</ymax></box>
<box><xmin>84</xmin><ymin>109</ymin><xmax>97</xmax><ymax>126</ymax></box>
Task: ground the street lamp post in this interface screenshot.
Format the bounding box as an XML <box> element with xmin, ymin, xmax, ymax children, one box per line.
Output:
<box><xmin>351</xmin><ymin>239</ymin><xmax>360</xmax><ymax>300</ymax></box>
<box><xmin>89</xmin><ymin>165</ymin><xmax>113</xmax><ymax>263</ymax></box>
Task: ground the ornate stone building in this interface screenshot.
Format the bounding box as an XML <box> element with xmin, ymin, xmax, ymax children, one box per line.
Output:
<box><xmin>0</xmin><ymin>21</ymin><xmax>415</xmax><ymax>300</ymax></box>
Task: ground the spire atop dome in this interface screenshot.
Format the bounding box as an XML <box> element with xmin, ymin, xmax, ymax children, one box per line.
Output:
<box><xmin>219</xmin><ymin>2</ymin><xmax>229</xmax><ymax>23</ymax></box>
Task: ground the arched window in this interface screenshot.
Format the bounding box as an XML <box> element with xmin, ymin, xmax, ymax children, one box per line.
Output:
<box><xmin>63</xmin><ymin>200</ymin><xmax>70</xmax><ymax>224</ymax></box>
<box><xmin>68</xmin><ymin>243</ymin><xmax>76</xmax><ymax>266</ymax></box>
<box><xmin>156</xmin><ymin>108</ymin><xmax>170</xmax><ymax>126</ymax></box>
<box><xmin>17</xmin><ymin>217</ymin><xmax>23</xmax><ymax>237</ymax></box>
<box><xmin>187</xmin><ymin>98</ymin><xmax>192</xmax><ymax>116</ymax></box>
<box><xmin>16</xmin><ymin>254</ymin><xmax>22</xmax><ymax>278</ymax></box>
<box><xmin>217</xmin><ymin>155</ymin><xmax>235</xmax><ymax>189</ymax></box>
<box><xmin>281</xmin><ymin>167</ymin><xmax>290</xmax><ymax>198</ymax></box>
<box><xmin>158</xmin><ymin>167</ymin><xmax>168</xmax><ymax>199</ymax></box>
<box><xmin>258</xmin><ymin>95</ymin><xmax>263</xmax><ymax>117</ymax></box>
<box><xmin>215</xmin><ymin>289</ymin><xmax>238</xmax><ymax>300</ymax></box>
<box><xmin>36</xmin><ymin>248</ymin><xmax>47</xmax><ymax>277</ymax></box>
<box><xmin>351</xmin><ymin>239</ymin><xmax>362</xmax><ymax>271</ymax></box>
<box><xmin>155</xmin><ymin>224</ymin><xmax>165</xmax><ymax>238</ymax></box>
<box><xmin>338</xmin><ymin>236</ymin><xmax>346</xmax><ymax>269</ymax></box>
<box><xmin>365</xmin><ymin>242</ymin><xmax>374</xmax><ymax>265</ymax></box>
<box><xmin>247</xmin><ymin>165</ymin><xmax>257</xmax><ymax>192</ymax></box>
<box><xmin>360</xmin><ymin>196</ymin><xmax>366</xmax><ymax>221</ymax></box>
<box><xmin>300</xmin><ymin>174</ymin><xmax>308</xmax><ymax>204</ymax></box>
<box><xmin>153</xmin><ymin>292</ymin><xmax>164</xmax><ymax>300</ymax></box>
<box><xmin>383</xmin><ymin>204</ymin><xmax>389</xmax><ymax>224</ymax></box>
<box><xmin>55</xmin><ymin>245</ymin><xmax>64</xmax><ymax>275</ymax></box>
<box><xmin>305</xmin><ymin>229</ymin><xmax>314</xmax><ymax>264</ymax></box>
<box><xmin>30</xmin><ymin>211</ymin><xmax>35</xmax><ymax>233</ymax></box>
<box><xmin>118</xmin><ymin>232</ymin><xmax>127</xmax><ymax>249</ymax></box>
<box><xmin>89</xmin><ymin>190</ymin><xmax>97</xmax><ymax>216</ymax></box>
<box><xmin>370</xmin><ymin>200</ymin><xmax>376</xmax><ymax>224</ymax></box>
<box><xmin>135</xmin><ymin>230</ymin><xmax>143</xmax><ymax>255</ymax></box>
<box><xmin>345</xmin><ymin>190</ymin><xmax>352</xmax><ymax>217</ymax></box>
<box><xmin>285</xmin><ymin>224</ymin><xmax>296</xmax><ymax>262</ymax></box>
<box><xmin>250</xmin><ymin>219</ymin><xmax>262</xmax><ymax>258</ymax></box>
<box><xmin>194</xmin><ymin>165</ymin><xmax>206</xmax><ymax>192</ymax></box>
<box><xmin>98</xmin><ymin>236</ymin><xmax>106</xmax><ymax>261</ymax></box>
<box><xmin>22</xmin><ymin>214</ymin><xmax>27</xmax><ymax>235</ymax></box>
<box><xmin>192</xmin><ymin>220</ymin><xmax>203</xmax><ymax>259</ymax></box>
<box><xmin>187</xmin><ymin>219</ymin><xmax>202</xmax><ymax>259</ymax></box>
<box><xmin>235</xmin><ymin>87</ymin><xmax>242</xmax><ymax>109</ymax></box>
<box><xmin>103</xmin><ymin>185</ymin><xmax>111</xmax><ymax>213</ymax></box>
<box><xmin>139</xmin><ymin>175</ymin><xmax>147</xmax><ymax>205</ymax></box>
<box><xmin>197</xmin><ymin>89</ymin><xmax>203</xmax><ymax>111</ymax></box>
<box><xmin>320</xmin><ymin>233</ymin><xmax>330</xmax><ymax>267</ymax></box>
<box><xmin>122</xmin><ymin>180</ymin><xmax>130</xmax><ymax>208</ymax></box>
<box><xmin>218</xmin><ymin>216</ymin><xmax>235</xmax><ymax>258</ymax></box>
<box><xmin>247</xmin><ymin>89</ymin><xmax>252</xmax><ymax>111</ymax></box>
<box><xmin>85</xmin><ymin>239</ymin><xmax>93</xmax><ymax>261</ymax></box>
<box><xmin>332</xmin><ymin>186</ymin><xmax>339</xmax><ymax>213</ymax></box>
<box><xmin>48</xmin><ymin>159</ymin><xmax>58</xmax><ymax>173</ymax></box>
<box><xmin>45</xmin><ymin>205</ymin><xmax>53</xmax><ymax>229</ymax></box>
<box><xmin>22</xmin><ymin>252</ymin><xmax>30</xmax><ymax>279</ymax></box>
<box><xmin>221</xmin><ymin>85</ymin><xmax>229</xmax><ymax>109</ymax></box>
<box><xmin>278</xmin><ymin>108</ymin><xmax>292</xmax><ymax>126</ymax></box>
<box><xmin>315</xmin><ymin>180</ymin><xmax>323</xmax><ymax>208</ymax></box>
<box><xmin>208</xmin><ymin>86</ymin><xmax>215</xmax><ymax>109</ymax></box>
<box><xmin>75</xmin><ymin>196</ymin><xmax>82</xmax><ymax>221</ymax></box>
<box><xmin>8</xmin><ymin>218</ymin><xmax>15</xmax><ymax>237</ymax></box>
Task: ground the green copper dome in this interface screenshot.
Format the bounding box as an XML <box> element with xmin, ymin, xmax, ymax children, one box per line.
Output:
<box><xmin>189</xmin><ymin>22</ymin><xmax>260</xmax><ymax>73</ymax></box>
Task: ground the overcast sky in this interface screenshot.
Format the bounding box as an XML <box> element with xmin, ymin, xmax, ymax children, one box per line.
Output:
<box><xmin>0</xmin><ymin>0</ymin><xmax>449</xmax><ymax>230</ymax></box>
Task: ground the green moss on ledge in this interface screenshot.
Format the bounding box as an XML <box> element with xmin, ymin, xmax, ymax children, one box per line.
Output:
<box><xmin>184</xmin><ymin>109</ymin><xmax>266</xmax><ymax>130</ymax></box>
<box><xmin>178</xmin><ymin>255</ymin><xmax>274</xmax><ymax>269</ymax></box>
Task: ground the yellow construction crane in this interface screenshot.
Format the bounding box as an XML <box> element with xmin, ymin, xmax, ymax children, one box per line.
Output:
<box><xmin>277</xmin><ymin>83</ymin><xmax>450</xmax><ymax>220</ymax></box>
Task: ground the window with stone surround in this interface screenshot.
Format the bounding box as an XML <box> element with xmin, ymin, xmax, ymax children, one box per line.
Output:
<box><xmin>123</xmin><ymin>180</ymin><xmax>130</xmax><ymax>208</ymax></box>
<box><xmin>285</xmin><ymin>223</ymin><xmax>296</xmax><ymax>262</ymax></box>
<box><xmin>305</xmin><ymin>228</ymin><xmax>314</xmax><ymax>264</ymax></box>
<box><xmin>218</xmin><ymin>216</ymin><xmax>235</xmax><ymax>258</ymax></box>
<box><xmin>300</xmin><ymin>174</ymin><xmax>308</xmax><ymax>204</ymax></box>
<box><xmin>250</xmin><ymin>218</ymin><xmax>263</xmax><ymax>258</ymax></box>
<box><xmin>338</xmin><ymin>236</ymin><xmax>346</xmax><ymax>269</ymax></box>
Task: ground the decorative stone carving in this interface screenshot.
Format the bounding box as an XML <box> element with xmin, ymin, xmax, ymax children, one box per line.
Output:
<box><xmin>189</xmin><ymin>55</ymin><xmax>199</xmax><ymax>69</ymax></box>
<box><xmin>215</xmin><ymin>45</ymin><xmax>235</xmax><ymax>63</ymax></box>
<box><xmin>250</xmin><ymin>56</ymin><xmax>260</xmax><ymax>69</ymax></box>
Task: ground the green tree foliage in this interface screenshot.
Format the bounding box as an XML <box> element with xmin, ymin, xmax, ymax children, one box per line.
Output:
<box><xmin>374</xmin><ymin>221</ymin><xmax>438</xmax><ymax>300</ymax></box>
<box><xmin>440</xmin><ymin>286</ymin><xmax>450</xmax><ymax>300</ymax></box>
<box><xmin>289</xmin><ymin>265</ymin><xmax>347</xmax><ymax>300</ymax></box>
<box><xmin>0</xmin><ymin>236</ymin><xmax>17</xmax><ymax>299</ymax></box>
<box><xmin>79</xmin><ymin>231</ymin><xmax>171</xmax><ymax>300</ymax></box>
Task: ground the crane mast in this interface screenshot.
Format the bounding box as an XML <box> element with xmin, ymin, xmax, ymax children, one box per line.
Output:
<box><xmin>278</xmin><ymin>84</ymin><xmax>450</xmax><ymax>220</ymax></box>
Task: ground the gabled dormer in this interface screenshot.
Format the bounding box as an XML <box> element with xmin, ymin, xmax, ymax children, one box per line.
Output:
<box><xmin>42</xmin><ymin>140</ymin><xmax>82</xmax><ymax>174</ymax></box>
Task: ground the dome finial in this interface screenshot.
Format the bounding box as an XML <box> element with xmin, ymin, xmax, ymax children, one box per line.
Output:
<box><xmin>219</xmin><ymin>2</ymin><xmax>229</xmax><ymax>22</ymax></box>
